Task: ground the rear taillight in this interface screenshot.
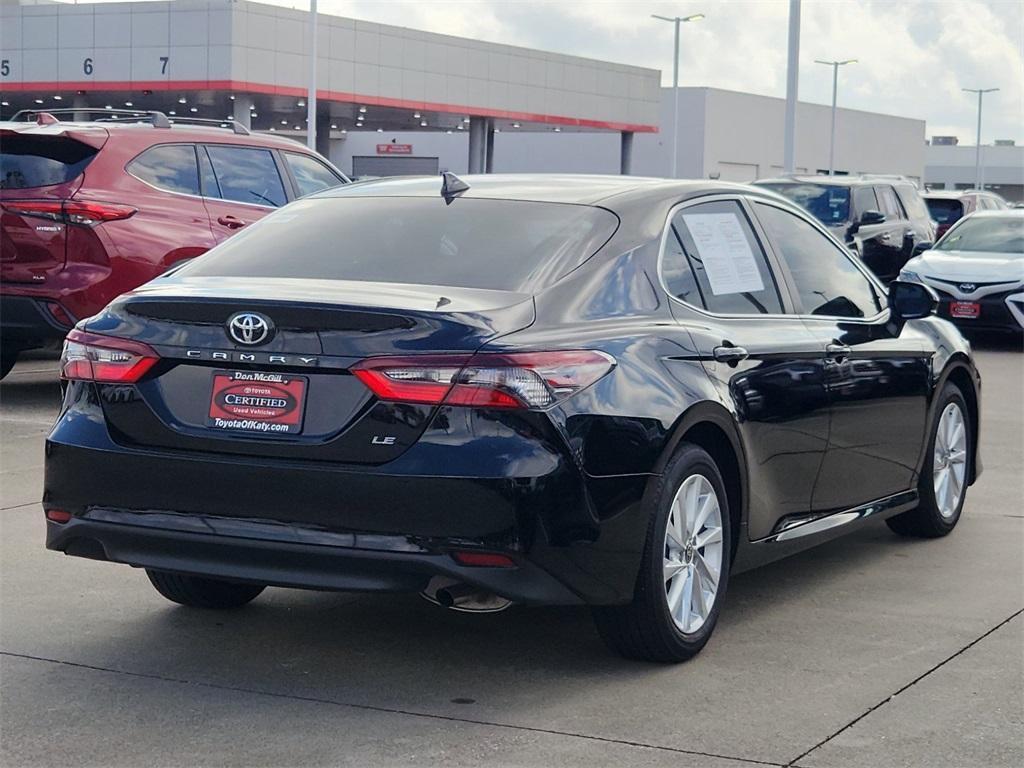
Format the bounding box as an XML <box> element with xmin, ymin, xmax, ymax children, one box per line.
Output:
<box><xmin>352</xmin><ymin>350</ymin><xmax>615</xmax><ymax>410</ymax></box>
<box><xmin>64</xmin><ymin>200</ymin><xmax>137</xmax><ymax>225</ymax></box>
<box><xmin>2</xmin><ymin>200</ymin><xmax>136</xmax><ymax>226</ymax></box>
<box><xmin>60</xmin><ymin>329</ymin><xmax>159</xmax><ymax>383</ymax></box>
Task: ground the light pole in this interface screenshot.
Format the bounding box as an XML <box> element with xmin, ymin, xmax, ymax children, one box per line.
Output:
<box><xmin>815</xmin><ymin>59</ymin><xmax>856</xmax><ymax>175</ymax></box>
<box><xmin>306</xmin><ymin>0</ymin><xmax>318</xmax><ymax>151</ymax></box>
<box><xmin>651</xmin><ymin>12</ymin><xmax>705</xmax><ymax>178</ymax></box>
<box><xmin>962</xmin><ymin>87</ymin><xmax>998</xmax><ymax>190</ymax></box>
<box><xmin>783</xmin><ymin>0</ymin><xmax>801</xmax><ymax>174</ymax></box>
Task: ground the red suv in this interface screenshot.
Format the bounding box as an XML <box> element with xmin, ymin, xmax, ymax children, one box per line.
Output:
<box><xmin>1</xmin><ymin>110</ymin><xmax>347</xmax><ymax>378</ymax></box>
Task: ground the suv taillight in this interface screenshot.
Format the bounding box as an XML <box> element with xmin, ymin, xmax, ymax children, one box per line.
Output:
<box><xmin>61</xmin><ymin>329</ymin><xmax>159</xmax><ymax>383</ymax></box>
<box><xmin>352</xmin><ymin>350</ymin><xmax>615</xmax><ymax>410</ymax></box>
<box><xmin>2</xmin><ymin>200</ymin><xmax>136</xmax><ymax>226</ymax></box>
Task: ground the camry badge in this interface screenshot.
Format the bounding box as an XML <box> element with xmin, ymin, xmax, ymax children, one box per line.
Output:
<box><xmin>227</xmin><ymin>312</ymin><xmax>273</xmax><ymax>346</ymax></box>
<box><xmin>959</xmin><ymin>283</ymin><xmax>976</xmax><ymax>293</ymax></box>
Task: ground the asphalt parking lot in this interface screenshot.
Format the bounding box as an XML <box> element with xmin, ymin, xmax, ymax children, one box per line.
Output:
<box><xmin>1</xmin><ymin>340</ymin><xmax>1021</xmax><ymax>768</ymax></box>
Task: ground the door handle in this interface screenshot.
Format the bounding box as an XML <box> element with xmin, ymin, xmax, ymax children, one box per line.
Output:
<box><xmin>217</xmin><ymin>215</ymin><xmax>247</xmax><ymax>229</ymax></box>
<box><xmin>713</xmin><ymin>345</ymin><xmax>749</xmax><ymax>365</ymax></box>
<box><xmin>826</xmin><ymin>342</ymin><xmax>852</xmax><ymax>361</ymax></box>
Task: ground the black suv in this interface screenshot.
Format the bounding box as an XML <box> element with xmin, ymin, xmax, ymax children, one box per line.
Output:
<box><xmin>755</xmin><ymin>175</ymin><xmax>936</xmax><ymax>282</ymax></box>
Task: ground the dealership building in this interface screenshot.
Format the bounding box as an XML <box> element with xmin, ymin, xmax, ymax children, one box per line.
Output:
<box><xmin>924</xmin><ymin>141</ymin><xmax>1024</xmax><ymax>203</ymax></box>
<box><xmin>4</xmin><ymin>0</ymin><xmax>928</xmax><ymax>182</ymax></box>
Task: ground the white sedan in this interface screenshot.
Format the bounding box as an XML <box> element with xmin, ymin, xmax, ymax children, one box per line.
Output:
<box><xmin>900</xmin><ymin>209</ymin><xmax>1024</xmax><ymax>335</ymax></box>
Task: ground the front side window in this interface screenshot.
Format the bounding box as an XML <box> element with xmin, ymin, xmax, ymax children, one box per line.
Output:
<box><xmin>895</xmin><ymin>184</ymin><xmax>930</xmax><ymax>221</ymax></box>
<box><xmin>662</xmin><ymin>200</ymin><xmax>784</xmax><ymax>315</ymax></box>
<box><xmin>754</xmin><ymin>202</ymin><xmax>884</xmax><ymax>319</ymax></box>
<box><xmin>876</xmin><ymin>186</ymin><xmax>904</xmax><ymax>219</ymax></box>
<box><xmin>127</xmin><ymin>144</ymin><xmax>200</xmax><ymax>195</ymax></box>
<box><xmin>204</xmin><ymin>146</ymin><xmax>287</xmax><ymax>207</ymax></box>
<box><xmin>853</xmin><ymin>186</ymin><xmax>879</xmax><ymax>217</ymax></box>
<box><xmin>285</xmin><ymin>152</ymin><xmax>344</xmax><ymax>197</ymax></box>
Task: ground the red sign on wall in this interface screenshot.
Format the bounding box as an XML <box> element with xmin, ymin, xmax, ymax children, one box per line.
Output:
<box><xmin>376</xmin><ymin>144</ymin><xmax>413</xmax><ymax>155</ymax></box>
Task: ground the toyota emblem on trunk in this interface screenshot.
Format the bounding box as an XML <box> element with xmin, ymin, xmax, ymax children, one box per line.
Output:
<box><xmin>227</xmin><ymin>312</ymin><xmax>274</xmax><ymax>345</ymax></box>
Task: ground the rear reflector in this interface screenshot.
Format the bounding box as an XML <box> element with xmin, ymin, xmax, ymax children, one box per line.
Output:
<box><xmin>61</xmin><ymin>329</ymin><xmax>159</xmax><ymax>383</ymax></box>
<box><xmin>44</xmin><ymin>301</ymin><xmax>76</xmax><ymax>328</ymax></box>
<box><xmin>451</xmin><ymin>551</ymin><xmax>517</xmax><ymax>568</ymax></box>
<box><xmin>352</xmin><ymin>350</ymin><xmax>615</xmax><ymax>410</ymax></box>
<box><xmin>2</xmin><ymin>199</ymin><xmax>136</xmax><ymax>226</ymax></box>
<box><xmin>45</xmin><ymin>509</ymin><xmax>72</xmax><ymax>524</ymax></box>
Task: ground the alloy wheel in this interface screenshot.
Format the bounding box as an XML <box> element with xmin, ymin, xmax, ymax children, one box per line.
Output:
<box><xmin>663</xmin><ymin>474</ymin><xmax>724</xmax><ymax>633</ymax></box>
<box><xmin>933</xmin><ymin>402</ymin><xmax>967</xmax><ymax>519</ymax></box>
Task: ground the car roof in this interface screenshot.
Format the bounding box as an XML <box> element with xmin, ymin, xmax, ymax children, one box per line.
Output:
<box><xmin>317</xmin><ymin>174</ymin><xmax>783</xmax><ymax>206</ymax></box>
<box><xmin>755</xmin><ymin>175</ymin><xmax>915</xmax><ymax>188</ymax></box>
<box><xmin>923</xmin><ymin>190</ymin><xmax>988</xmax><ymax>200</ymax></box>
<box><xmin>1</xmin><ymin>119</ymin><xmax>319</xmax><ymax>153</ymax></box>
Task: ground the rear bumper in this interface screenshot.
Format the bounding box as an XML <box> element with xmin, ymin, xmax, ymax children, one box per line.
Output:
<box><xmin>44</xmin><ymin>397</ymin><xmax>653</xmax><ymax>605</ymax></box>
<box><xmin>45</xmin><ymin>513</ymin><xmax>582</xmax><ymax>604</ymax></box>
<box><xmin>0</xmin><ymin>294</ymin><xmax>72</xmax><ymax>349</ymax></box>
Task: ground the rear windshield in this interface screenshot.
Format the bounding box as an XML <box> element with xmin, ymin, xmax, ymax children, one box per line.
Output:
<box><xmin>179</xmin><ymin>196</ymin><xmax>619</xmax><ymax>292</ymax></box>
<box><xmin>936</xmin><ymin>216</ymin><xmax>1024</xmax><ymax>255</ymax></box>
<box><xmin>758</xmin><ymin>183</ymin><xmax>850</xmax><ymax>225</ymax></box>
<box><xmin>925</xmin><ymin>198</ymin><xmax>963</xmax><ymax>224</ymax></box>
<box><xmin>0</xmin><ymin>134</ymin><xmax>98</xmax><ymax>189</ymax></box>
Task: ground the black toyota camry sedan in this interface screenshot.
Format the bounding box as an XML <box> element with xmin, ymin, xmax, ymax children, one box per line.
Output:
<box><xmin>44</xmin><ymin>175</ymin><xmax>981</xmax><ymax>662</ymax></box>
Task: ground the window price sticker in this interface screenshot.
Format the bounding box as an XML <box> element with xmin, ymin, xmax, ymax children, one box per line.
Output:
<box><xmin>682</xmin><ymin>212</ymin><xmax>765</xmax><ymax>296</ymax></box>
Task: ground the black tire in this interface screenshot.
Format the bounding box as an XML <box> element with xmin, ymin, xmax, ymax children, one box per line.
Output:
<box><xmin>592</xmin><ymin>443</ymin><xmax>732</xmax><ymax>662</ymax></box>
<box><xmin>0</xmin><ymin>351</ymin><xmax>18</xmax><ymax>380</ymax></box>
<box><xmin>146</xmin><ymin>569</ymin><xmax>265</xmax><ymax>609</ymax></box>
<box><xmin>886</xmin><ymin>383</ymin><xmax>971</xmax><ymax>538</ymax></box>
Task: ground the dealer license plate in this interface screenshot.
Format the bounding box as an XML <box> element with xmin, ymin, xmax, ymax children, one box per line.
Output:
<box><xmin>206</xmin><ymin>371</ymin><xmax>307</xmax><ymax>435</ymax></box>
<box><xmin>950</xmin><ymin>301</ymin><xmax>980</xmax><ymax>319</ymax></box>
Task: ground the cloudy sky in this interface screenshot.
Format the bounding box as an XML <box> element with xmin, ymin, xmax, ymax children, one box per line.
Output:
<box><xmin>54</xmin><ymin>0</ymin><xmax>1024</xmax><ymax>143</ymax></box>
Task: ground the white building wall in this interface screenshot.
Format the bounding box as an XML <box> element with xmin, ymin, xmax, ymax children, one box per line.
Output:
<box><xmin>678</xmin><ymin>88</ymin><xmax>925</xmax><ymax>182</ymax></box>
<box><xmin>924</xmin><ymin>144</ymin><xmax>1024</xmax><ymax>201</ymax></box>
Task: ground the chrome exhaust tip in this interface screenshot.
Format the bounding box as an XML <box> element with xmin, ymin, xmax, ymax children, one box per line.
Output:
<box><xmin>420</xmin><ymin>576</ymin><xmax>513</xmax><ymax>613</ymax></box>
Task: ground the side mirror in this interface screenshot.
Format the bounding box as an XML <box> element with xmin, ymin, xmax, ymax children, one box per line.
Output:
<box><xmin>860</xmin><ymin>209</ymin><xmax>886</xmax><ymax>225</ymax></box>
<box><xmin>912</xmin><ymin>241</ymin><xmax>933</xmax><ymax>256</ymax></box>
<box><xmin>889</xmin><ymin>280</ymin><xmax>938</xmax><ymax>321</ymax></box>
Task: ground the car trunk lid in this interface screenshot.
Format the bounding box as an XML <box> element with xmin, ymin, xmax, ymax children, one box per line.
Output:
<box><xmin>87</xmin><ymin>277</ymin><xmax>535</xmax><ymax>464</ymax></box>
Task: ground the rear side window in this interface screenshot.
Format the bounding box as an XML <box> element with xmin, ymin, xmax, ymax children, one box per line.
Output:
<box><xmin>204</xmin><ymin>146</ymin><xmax>287</xmax><ymax>207</ymax></box>
<box><xmin>754</xmin><ymin>202</ymin><xmax>883</xmax><ymax>319</ymax></box>
<box><xmin>285</xmin><ymin>152</ymin><xmax>343</xmax><ymax>197</ymax></box>
<box><xmin>925</xmin><ymin>198</ymin><xmax>963</xmax><ymax>224</ymax></box>
<box><xmin>0</xmin><ymin>134</ymin><xmax>98</xmax><ymax>189</ymax></box>
<box><xmin>662</xmin><ymin>200</ymin><xmax>784</xmax><ymax>315</ymax></box>
<box><xmin>178</xmin><ymin>196</ymin><xmax>619</xmax><ymax>292</ymax></box>
<box><xmin>127</xmin><ymin>144</ymin><xmax>200</xmax><ymax>195</ymax></box>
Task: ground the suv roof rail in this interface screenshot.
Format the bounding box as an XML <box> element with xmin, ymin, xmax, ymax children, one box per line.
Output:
<box><xmin>162</xmin><ymin>116</ymin><xmax>250</xmax><ymax>135</ymax></box>
<box><xmin>8</xmin><ymin>108</ymin><xmax>250</xmax><ymax>135</ymax></box>
<box><xmin>11</xmin><ymin>107</ymin><xmax>172</xmax><ymax>128</ymax></box>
